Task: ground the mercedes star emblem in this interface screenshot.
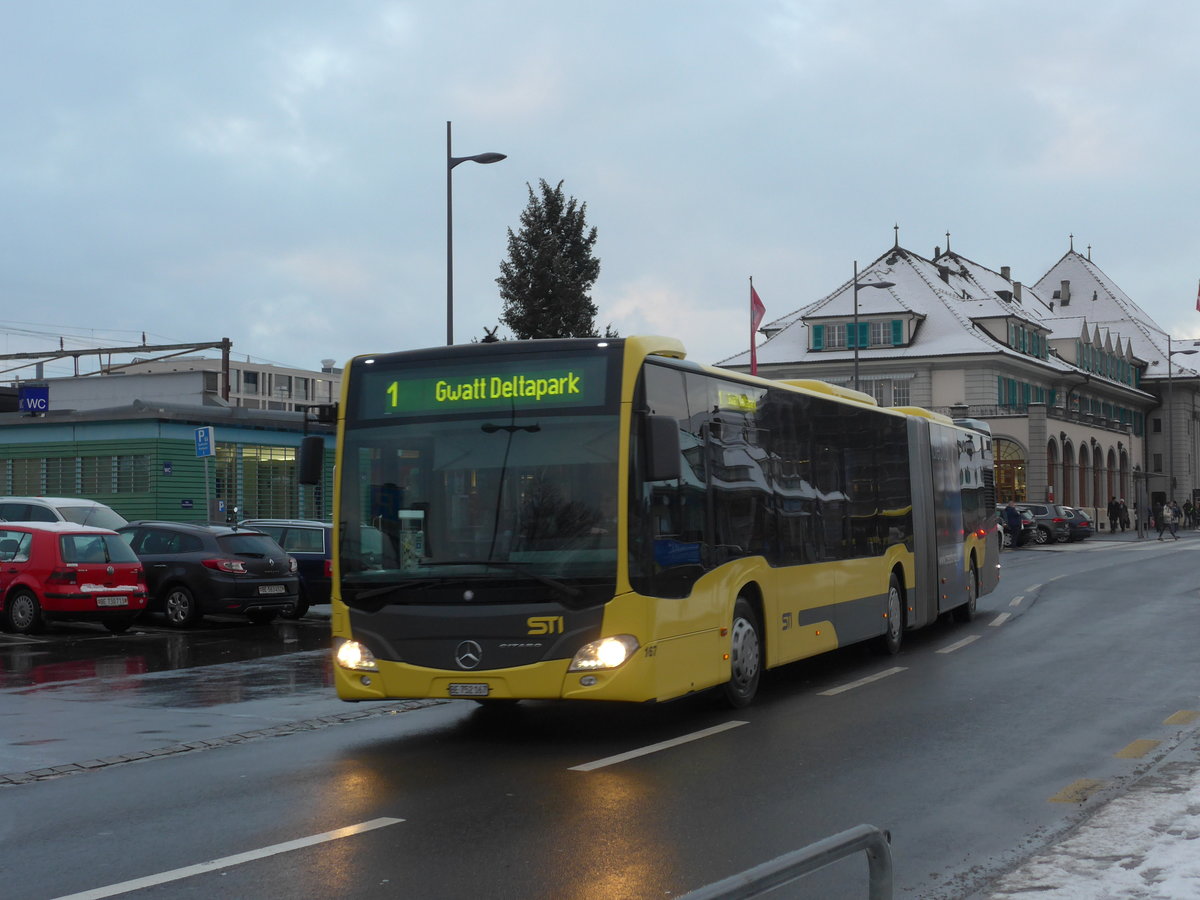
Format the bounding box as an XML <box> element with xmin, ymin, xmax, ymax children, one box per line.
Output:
<box><xmin>455</xmin><ymin>640</ymin><xmax>483</xmax><ymax>670</ymax></box>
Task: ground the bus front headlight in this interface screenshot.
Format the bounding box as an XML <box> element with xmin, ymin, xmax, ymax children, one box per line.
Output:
<box><xmin>568</xmin><ymin>635</ymin><xmax>639</xmax><ymax>671</ymax></box>
<box><xmin>335</xmin><ymin>639</ymin><xmax>379</xmax><ymax>672</ymax></box>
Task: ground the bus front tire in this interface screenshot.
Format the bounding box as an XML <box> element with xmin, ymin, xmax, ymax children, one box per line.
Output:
<box><xmin>873</xmin><ymin>575</ymin><xmax>904</xmax><ymax>656</ymax></box>
<box><xmin>721</xmin><ymin>597</ymin><xmax>762</xmax><ymax>708</ymax></box>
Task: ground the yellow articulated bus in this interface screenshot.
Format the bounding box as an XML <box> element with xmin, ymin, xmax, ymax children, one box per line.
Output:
<box><xmin>301</xmin><ymin>336</ymin><xmax>998</xmax><ymax>708</ymax></box>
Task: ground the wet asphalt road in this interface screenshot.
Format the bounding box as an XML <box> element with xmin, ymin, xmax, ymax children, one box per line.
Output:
<box><xmin>3</xmin><ymin>537</ymin><xmax>1200</xmax><ymax>899</ymax></box>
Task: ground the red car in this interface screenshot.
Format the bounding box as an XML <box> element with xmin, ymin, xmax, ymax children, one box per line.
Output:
<box><xmin>0</xmin><ymin>522</ymin><xmax>148</xmax><ymax>635</ymax></box>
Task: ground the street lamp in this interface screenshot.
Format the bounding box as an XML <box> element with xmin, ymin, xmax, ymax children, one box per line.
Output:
<box><xmin>1165</xmin><ymin>335</ymin><xmax>1199</xmax><ymax>499</ymax></box>
<box><xmin>851</xmin><ymin>260</ymin><xmax>895</xmax><ymax>393</ymax></box>
<box><xmin>446</xmin><ymin>121</ymin><xmax>506</xmax><ymax>346</ymax></box>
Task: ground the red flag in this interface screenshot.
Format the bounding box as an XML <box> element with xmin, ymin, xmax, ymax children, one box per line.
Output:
<box><xmin>750</xmin><ymin>282</ymin><xmax>766</xmax><ymax>376</ymax></box>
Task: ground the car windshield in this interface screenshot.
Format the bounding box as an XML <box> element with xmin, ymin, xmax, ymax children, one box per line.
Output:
<box><xmin>339</xmin><ymin>413</ymin><xmax>620</xmax><ymax>596</ymax></box>
<box><xmin>58</xmin><ymin>505</ymin><xmax>128</xmax><ymax>530</ymax></box>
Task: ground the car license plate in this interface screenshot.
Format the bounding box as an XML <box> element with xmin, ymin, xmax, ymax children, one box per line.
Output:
<box><xmin>258</xmin><ymin>584</ymin><xmax>286</xmax><ymax>595</ymax></box>
<box><xmin>449</xmin><ymin>683</ymin><xmax>490</xmax><ymax>697</ymax></box>
<box><xmin>97</xmin><ymin>596</ymin><xmax>128</xmax><ymax>607</ymax></box>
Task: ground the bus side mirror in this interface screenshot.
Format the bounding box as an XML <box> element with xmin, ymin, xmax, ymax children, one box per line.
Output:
<box><xmin>298</xmin><ymin>435</ymin><xmax>325</xmax><ymax>485</ymax></box>
<box><xmin>643</xmin><ymin>415</ymin><xmax>681</xmax><ymax>482</ymax></box>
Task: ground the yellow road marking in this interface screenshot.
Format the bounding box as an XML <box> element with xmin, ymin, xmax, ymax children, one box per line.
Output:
<box><xmin>1165</xmin><ymin>710</ymin><xmax>1200</xmax><ymax>725</ymax></box>
<box><xmin>1114</xmin><ymin>739</ymin><xmax>1160</xmax><ymax>759</ymax></box>
<box><xmin>1049</xmin><ymin>779</ymin><xmax>1106</xmax><ymax>803</ymax></box>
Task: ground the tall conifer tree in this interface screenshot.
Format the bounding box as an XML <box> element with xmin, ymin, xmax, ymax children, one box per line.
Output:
<box><xmin>497</xmin><ymin>179</ymin><xmax>602</xmax><ymax>339</ymax></box>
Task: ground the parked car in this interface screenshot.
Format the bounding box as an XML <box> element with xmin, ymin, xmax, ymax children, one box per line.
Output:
<box><xmin>1060</xmin><ymin>506</ymin><xmax>1094</xmax><ymax>541</ymax></box>
<box><xmin>997</xmin><ymin>504</ymin><xmax>1037</xmax><ymax>548</ymax></box>
<box><xmin>0</xmin><ymin>522</ymin><xmax>148</xmax><ymax>635</ymax></box>
<box><xmin>238</xmin><ymin>519</ymin><xmax>332</xmax><ymax>619</ymax></box>
<box><xmin>0</xmin><ymin>496</ymin><xmax>127</xmax><ymax>530</ymax></box>
<box><xmin>116</xmin><ymin>521</ymin><xmax>299</xmax><ymax>627</ymax></box>
<box><xmin>1014</xmin><ymin>502</ymin><xmax>1071</xmax><ymax>544</ymax></box>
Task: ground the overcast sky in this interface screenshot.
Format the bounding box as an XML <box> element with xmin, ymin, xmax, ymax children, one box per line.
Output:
<box><xmin>5</xmin><ymin>1</ymin><xmax>1200</xmax><ymax>379</ymax></box>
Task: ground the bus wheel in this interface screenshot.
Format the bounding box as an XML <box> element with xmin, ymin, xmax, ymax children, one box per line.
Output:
<box><xmin>953</xmin><ymin>561</ymin><xmax>978</xmax><ymax>623</ymax></box>
<box><xmin>721</xmin><ymin>597</ymin><xmax>762</xmax><ymax>708</ymax></box>
<box><xmin>873</xmin><ymin>575</ymin><xmax>904</xmax><ymax>655</ymax></box>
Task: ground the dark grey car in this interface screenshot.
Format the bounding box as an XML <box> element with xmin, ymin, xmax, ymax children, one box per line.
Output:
<box><xmin>117</xmin><ymin>521</ymin><xmax>299</xmax><ymax>627</ymax></box>
<box><xmin>1014</xmin><ymin>502</ymin><xmax>1071</xmax><ymax>544</ymax></box>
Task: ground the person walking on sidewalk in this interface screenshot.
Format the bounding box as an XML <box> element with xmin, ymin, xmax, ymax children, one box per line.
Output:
<box><xmin>1118</xmin><ymin>498</ymin><xmax>1130</xmax><ymax>532</ymax></box>
<box><xmin>1107</xmin><ymin>496</ymin><xmax>1120</xmax><ymax>533</ymax></box>
<box><xmin>1169</xmin><ymin>500</ymin><xmax>1182</xmax><ymax>539</ymax></box>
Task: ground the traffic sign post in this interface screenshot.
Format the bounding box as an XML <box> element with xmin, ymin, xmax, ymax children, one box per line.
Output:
<box><xmin>195</xmin><ymin>427</ymin><xmax>216</xmax><ymax>521</ymax></box>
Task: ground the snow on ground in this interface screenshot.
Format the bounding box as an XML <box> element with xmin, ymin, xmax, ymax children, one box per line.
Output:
<box><xmin>985</xmin><ymin>754</ymin><xmax>1200</xmax><ymax>899</ymax></box>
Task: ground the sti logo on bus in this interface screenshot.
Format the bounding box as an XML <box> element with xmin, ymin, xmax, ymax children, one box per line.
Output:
<box><xmin>527</xmin><ymin>616</ymin><xmax>564</xmax><ymax>635</ymax></box>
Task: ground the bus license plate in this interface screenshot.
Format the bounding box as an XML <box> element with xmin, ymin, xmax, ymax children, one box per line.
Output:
<box><xmin>449</xmin><ymin>683</ymin><xmax>490</xmax><ymax>697</ymax></box>
<box><xmin>97</xmin><ymin>596</ymin><xmax>128</xmax><ymax>607</ymax></box>
<box><xmin>258</xmin><ymin>585</ymin><xmax>286</xmax><ymax>595</ymax></box>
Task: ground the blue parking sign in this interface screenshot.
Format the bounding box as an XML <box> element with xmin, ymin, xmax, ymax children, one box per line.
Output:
<box><xmin>195</xmin><ymin>426</ymin><xmax>216</xmax><ymax>458</ymax></box>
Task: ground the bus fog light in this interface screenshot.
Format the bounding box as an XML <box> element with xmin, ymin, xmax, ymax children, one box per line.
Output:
<box><xmin>579</xmin><ymin>675</ymin><xmax>597</xmax><ymax>686</ymax></box>
<box><xmin>336</xmin><ymin>639</ymin><xmax>379</xmax><ymax>672</ymax></box>
<box><xmin>569</xmin><ymin>635</ymin><xmax>639</xmax><ymax>671</ymax></box>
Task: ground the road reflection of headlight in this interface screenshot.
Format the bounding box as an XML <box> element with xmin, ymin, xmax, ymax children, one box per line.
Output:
<box><xmin>335</xmin><ymin>639</ymin><xmax>379</xmax><ymax>672</ymax></box>
<box><xmin>568</xmin><ymin>635</ymin><xmax>639</xmax><ymax>671</ymax></box>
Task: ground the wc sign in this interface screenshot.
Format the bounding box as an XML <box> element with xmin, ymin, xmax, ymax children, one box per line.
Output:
<box><xmin>19</xmin><ymin>385</ymin><xmax>49</xmax><ymax>415</ymax></box>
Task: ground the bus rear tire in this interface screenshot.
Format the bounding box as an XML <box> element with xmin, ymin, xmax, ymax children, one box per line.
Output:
<box><xmin>873</xmin><ymin>575</ymin><xmax>904</xmax><ymax>655</ymax></box>
<box><xmin>721</xmin><ymin>597</ymin><xmax>762</xmax><ymax>708</ymax></box>
<box><xmin>953</xmin><ymin>560</ymin><xmax>978</xmax><ymax>623</ymax></box>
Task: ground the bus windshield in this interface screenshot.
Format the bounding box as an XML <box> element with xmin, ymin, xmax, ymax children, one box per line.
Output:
<box><xmin>340</xmin><ymin>413</ymin><xmax>620</xmax><ymax>598</ymax></box>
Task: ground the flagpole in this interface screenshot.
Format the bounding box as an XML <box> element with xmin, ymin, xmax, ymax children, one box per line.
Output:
<box><xmin>750</xmin><ymin>277</ymin><xmax>757</xmax><ymax>376</ymax></box>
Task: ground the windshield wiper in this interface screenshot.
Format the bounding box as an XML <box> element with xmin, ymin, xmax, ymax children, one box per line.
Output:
<box><xmin>421</xmin><ymin>559</ymin><xmax>583</xmax><ymax>604</ymax></box>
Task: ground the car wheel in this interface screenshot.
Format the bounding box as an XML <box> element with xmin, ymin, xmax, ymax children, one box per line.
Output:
<box><xmin>873</xmin><ymin>574</ymin><xmax>904</xmax><ymax>655</ymax></box>
<box><xmin>4</xmin><ymin>590</ymin><xmax>44</xmax><ymax>635</ymax></box>
<box><xmin>953</xmin><ymin>560</ymin><xmax>978</xmax><ymax>623</ymax></box>
<box><xmin>721</xmin><ymin>596</ymin><xmax>762</xmax><ymax>708</ymax></box>
<box><xmin>1001</xmin><ymin>529</ymin><xmax>1012</xmax><ymax>549</ymax></box>
<box><xmin>1034</xmin><ymin>526</ymin><xmax>1050</xmax><ymax>544</ymax></box>
<box><xmin>163</xmin><ymin>585</ymin><xmax>202</xmax><ymax>628</ymax></box>
<box><xmin>103</xmin><ymin>617</ymin><xmax>137</xmax><ymax>635</ymax></box>
<box><xmin>247</xmin><ymin>610</ymin><xmax>279</xmax><ymax>625</ymax></box>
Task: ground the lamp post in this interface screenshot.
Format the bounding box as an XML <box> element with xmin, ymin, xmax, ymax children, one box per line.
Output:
<box><xmin>1165</xmin><ymin>336</ymin><xmax>1199</xmax><ymax>500</ymax></box>
<box><xmin>851</xmin><ymin>260</ymin><xmax>896</xmax><ymax>393</ymax></box>
<box><xmin>446</xmin><ymin>121</ymin><xmax>506</xmax><ymax>346</ymax></box>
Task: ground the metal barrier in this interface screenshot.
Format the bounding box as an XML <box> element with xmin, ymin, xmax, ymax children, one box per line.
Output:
<box><xmin>679</xmin><ymin>824</ymin><xmax>893</xmax><ymax>900</ymax></box>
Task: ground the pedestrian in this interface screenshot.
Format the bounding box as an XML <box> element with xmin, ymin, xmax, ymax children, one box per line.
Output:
<box><xmin>1118</xmin><ymin>498</ymin><xmax>1130</xmax><ymax>532</ymax></box>
<box><xmin>1169</xmin><ymin>500</ymin><xmax>1182</xmax><ymax>540</ymax></box>
<box><xmin>1002</xmin><ymin>500</ymin><xmax>1025</xmax><ymax>549</ymax></box>
<box><xmin>1107</xmin><ymin>496</ymin><xmax>1120</xmax><ymax>533</ymax></box>
<box><xmin>1184</xmin><ymin>499</ymin><xmax>1195</xmax><ymax>529</ymax></box>
<box><xmin>1157</xmin><ymin>502</ymin><xmax>1174</xmax><ymax>540</ymax></box>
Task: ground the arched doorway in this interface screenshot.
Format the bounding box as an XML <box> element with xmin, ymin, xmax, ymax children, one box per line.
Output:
<box><xmin>995</xmin><ymin>438</ymin><xmax>1027</xmax><ymax>501</ymax></box>
<box><xmin>1062</xmin><ymin>442</ymin><xmax>1075</xmax><ymax>505</ymax></box>
<box><xmin>1047</xmin><ymin>439</ymin><xmax>1060</xmax><ymax>502</ymax></box>
<box><xmin>1078</xmin><ymin>447</ymin><xmax>1090</xmax><ymax>507</ymax></box>
<box><xmin>1106</xmin><ymin>448</ymin><xmax>1117</xmax><ymax>500</ymax></box>
<box><xmin>1092</xmin><ymin>445</ymin><xmax>1103</xmax><ymax>509</ymax></box>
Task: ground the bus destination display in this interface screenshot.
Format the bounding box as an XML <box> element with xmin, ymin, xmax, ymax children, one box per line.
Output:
<box><xmin>359</xmin><ymin>355</ymin><xmax>610</xmax><ymax>418</ymax></box>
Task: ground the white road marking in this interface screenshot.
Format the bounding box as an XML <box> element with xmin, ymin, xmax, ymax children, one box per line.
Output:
<box><xmin>1047</xmin><ymin>574</ymin><xmax>1066</xmax><ymax>582</ymax></box>
<box><xmin>51</xmin><ymin>817</ymin><xmax>404</xmax><ymax>900</ymax></box>
<box><xmin>990</xmin><ymin>613</ymin><xmax>1011</xmax><ymax>627</ymax></box>
<box><xmin>1010</xmin><ymin>595</ymin><xmax>1024</xmax><ymax>607</ymax></box>
<box><xmin>1024</xmin><ymin>584</ymin><xmax>1041</xmax><ymax>592</ymax></box>
<box><xmin>570</xmin><ymin>721</ymin><xmax>748</xmax><ymax>772</ymax></box>
<box><xmin>817</xmin><ymin>667</ymin><xmax>906</xmax><ymax>696</ymax></box>
<box><xmin>936</xmin><ymin>636</ymin><xmax>980</xmax><ymax>654</ymax></box>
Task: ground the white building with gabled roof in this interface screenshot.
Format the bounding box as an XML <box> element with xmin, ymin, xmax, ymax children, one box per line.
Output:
<box><xmin>721</xmin><ymin>237</ymin><xmax>1196</xmax><ymax>524</ymax></box>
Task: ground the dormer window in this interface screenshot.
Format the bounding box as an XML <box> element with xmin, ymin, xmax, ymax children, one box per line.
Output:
<box><xmin>811</xmin><ymin>320</ymin><xmax>906</xmax><ymax>351</ymax></box>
